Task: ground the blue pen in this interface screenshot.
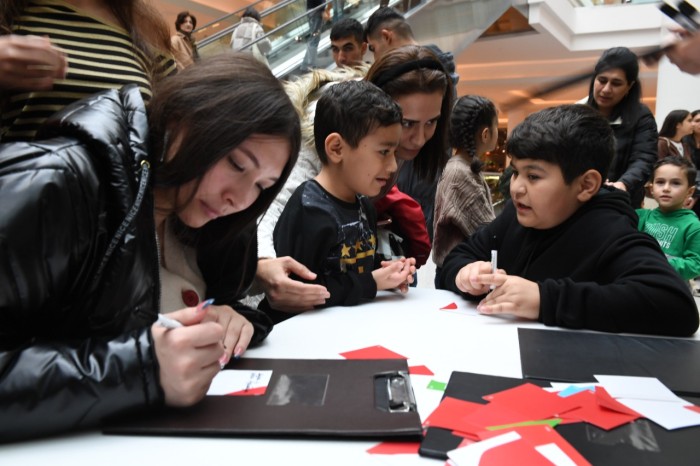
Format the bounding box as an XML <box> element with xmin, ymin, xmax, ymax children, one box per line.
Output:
<box><xmin>156</xmin><ymin>298</ymin><xmax>214</xmax><ymax>329</ymax></box>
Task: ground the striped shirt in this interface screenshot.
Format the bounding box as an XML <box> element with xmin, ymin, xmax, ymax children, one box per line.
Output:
<box><xmin>1</xmin><ymin>0</ymin><xmax>176</xmax><ymax>142</ymax></box>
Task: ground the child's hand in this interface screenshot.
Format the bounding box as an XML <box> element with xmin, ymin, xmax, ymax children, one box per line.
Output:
<box><xmin>475</xmin><ymin>274</ymin><xmax>540</xmax><ymax>320</ymax></box>
<box><xmin>373</xmin><ymin>258</ymin><xmax>415</xmax><ymax>292</ymax></box>
<box><xmin>455</xmin><ymin>261</ymin><xmax>498</xmax><ymax>295</ymax></box>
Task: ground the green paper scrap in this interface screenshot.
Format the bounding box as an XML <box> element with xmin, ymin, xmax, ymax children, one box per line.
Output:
<box><xmin>485</xmin><ymin>418</ymin><xmax>563</xmax><ymax>431</ymax></box>
<box><xmin>427</xmin><ymin>380</ymin><xmax>447</xmax><ymax>391</ymax></box>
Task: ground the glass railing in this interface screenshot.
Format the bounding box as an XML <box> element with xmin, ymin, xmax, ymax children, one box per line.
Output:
<box><xmin>570</xmin><ymin>0</ymin><xmax>661</xmax><ymax>6</ymax></box>
<box><xmin>193</xmin><ymin>0</ymin><xmax>272</xmax><ymax>45</ymax></box>
<box><xmin>196</xmin><ymin>0</ymin><xmax>398</xmax><ymax>76</ymax></box>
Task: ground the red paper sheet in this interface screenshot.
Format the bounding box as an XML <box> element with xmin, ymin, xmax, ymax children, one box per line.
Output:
<box><xmin>483</xmin><ymin>383</ymin><xmax>579</xmax><ymax>420</ymax></box>
<box><xmin>423</xmin><ymin>397</ymin><xmax>482</xmax><ymax>431</ymax></box>
<box><xmin>409</xmin><ymin>365</ymin><xmax>434</xmax><ymax>376</ymax></box>
<box><xmin>476</xmin><ymin>425</ymin><xmax>591</xmax><ymax>466</ymax></box>
<box><xmin>367</xmin><ymin>441</ymin><xmax>420</xmax><ymax>455</ymax></box>
<box><xmin>559</xmin><ymin>388</ymin><xmax>640</xmax><ymax>430</ymax></box>
<box><xmin>339</xmin><ymin>345</ymin><xmax>407</xmax><ymax>360</ymax></box>
<box><xmin>440</xmin><ymin>302</ymin><xmax>458</xmax><ymax>310</ymax></box>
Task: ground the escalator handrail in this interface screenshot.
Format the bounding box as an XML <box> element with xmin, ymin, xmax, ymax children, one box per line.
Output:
<box><xmin>199</xmin><ymin>0</ymin><xmax>332</xmax><ymax>51</ymax></box>
<box><xmin>236</xmin><ymin>1</ymin><xmax>333</xmax><ymax>53</ymax></box>
<box><xmin>195</xmin><ymin>0</ymin><xmax>301</xmax><ymax>48</ymax></box>
<box><xmin>194</xmin><ymin>0</ymin><xmax>267</xmax><ymax>36</ymax></box>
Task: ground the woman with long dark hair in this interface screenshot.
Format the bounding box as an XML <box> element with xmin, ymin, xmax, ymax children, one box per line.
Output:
<box><xmin>586</xmin><ymin>47</ymin><xmax>657</xmax><ymax>208</ymax></box>
<box><xmin>0</xmin><ymin>53</ymin><xmax>301</xmax><ymax>442</ymax></box>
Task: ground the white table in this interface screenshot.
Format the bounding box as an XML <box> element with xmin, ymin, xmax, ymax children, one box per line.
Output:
<box><xmin>1</xmin><ymin>288</ymin><xmax>696</xmax><ymax>465</ymax></box>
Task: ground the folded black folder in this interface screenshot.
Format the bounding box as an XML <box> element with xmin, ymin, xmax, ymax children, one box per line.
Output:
<box><xmin>419</xmin><ymin>371</ymin><xmax>700</xmax><ymax>465</ymax></box>
<box><xmin>105</xmin><ymin>358</ymin><xmax>422</xmax><ymax>439</ymax></box>
<box><xmin>518</xmin><ymin>328</ymin><xmax>700</xmax><ymax>397</ymax></box>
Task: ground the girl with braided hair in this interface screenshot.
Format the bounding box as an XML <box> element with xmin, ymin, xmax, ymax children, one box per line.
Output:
<box><xmin>432</xmin><ymin>95</ymin><xmax>498</xmax><ymax>286</ymax></box>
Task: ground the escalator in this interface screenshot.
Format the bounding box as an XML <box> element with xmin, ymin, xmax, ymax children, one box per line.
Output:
<box><xmin>194</xmin><ymin>0</ymin><xmax>517</xmax><ymax>79</ymax></box>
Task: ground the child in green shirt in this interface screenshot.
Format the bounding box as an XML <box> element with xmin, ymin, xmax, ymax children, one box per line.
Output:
<box><xmin>637</xmin><ymin>156</ymin><xmax>700</xmax><ymax>281</ymax></box>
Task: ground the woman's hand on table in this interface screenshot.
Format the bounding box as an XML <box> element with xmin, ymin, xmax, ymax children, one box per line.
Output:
<box><xmin>257</xmin><ymin>257</ymin><xmax>330</xmax><ymax>311</ymax></box>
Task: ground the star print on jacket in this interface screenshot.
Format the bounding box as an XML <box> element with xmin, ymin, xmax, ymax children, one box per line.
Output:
<box><xmin>274</xmin><ymin>180</ymin><xmax>380</xmax><ymax>307</ymax></box>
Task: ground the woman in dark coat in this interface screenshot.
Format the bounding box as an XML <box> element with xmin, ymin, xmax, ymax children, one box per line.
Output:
<box><xmin>0</xmin><ymin>53</ymin><xmax>301</xmax><ymax>442</ymax></box>
<box><xmin>586</xmin><ymin>47</ymin><xmax>657</xmax><ymax>208</ymax></box>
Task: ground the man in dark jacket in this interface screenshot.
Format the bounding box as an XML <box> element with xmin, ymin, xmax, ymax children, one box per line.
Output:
<box><xmin>438</xmin><ymin>105</ymin><xmax>699</xmax><ymax>337</ymax></box>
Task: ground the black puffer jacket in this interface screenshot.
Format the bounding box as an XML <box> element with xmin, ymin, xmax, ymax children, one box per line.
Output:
<box><xmin>0</xmin><ymin>85</ymin><xmax>271</xmax><ymax>442</ymax></box>
<box><xmin>608</xmin><ymin>104</ymin><xmax>658</xmax><ymax>208</ymax></box>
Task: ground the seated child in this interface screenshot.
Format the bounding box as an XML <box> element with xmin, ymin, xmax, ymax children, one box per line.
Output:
<box><xmin>438</xmin><ymin>104</ymin><xmax>699</xmax><ymax>337</ymax></box>
<box><xmin>433</xmin><ymin>95</ymin><xmax>498</xmax><ymax>286</ymax></box>
<box><xmin>637</xmin><ymin>156</ymin><xmax>700</xmax><ymax>282</ymax></box>
<box><xmin>263</xmin><ymin>80</ymin><xmax>416</xmax><ymax>322</ymax></box>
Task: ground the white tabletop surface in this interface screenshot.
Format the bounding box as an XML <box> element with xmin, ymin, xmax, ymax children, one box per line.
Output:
<box><xmin>1</xmin><ymin>288</ymin><xmax>697</xmax><ymax>465</ymax></box>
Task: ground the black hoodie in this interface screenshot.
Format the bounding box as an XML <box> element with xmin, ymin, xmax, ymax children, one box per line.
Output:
<box><xmin>439</xmin><ymin>187</ymin><xmax>699</xmax><ymax>337</ymax></box>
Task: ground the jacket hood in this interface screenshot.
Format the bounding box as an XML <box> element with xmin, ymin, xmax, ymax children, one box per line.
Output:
<box><xmin>37</xmin><ymin>84</ymin><xmax>150</xmax><ymax>181</ymax></box>
<box><xmin>586</xmin><ymin>185</ymin><xmax>638</xmax><ymax>224</ymax></box>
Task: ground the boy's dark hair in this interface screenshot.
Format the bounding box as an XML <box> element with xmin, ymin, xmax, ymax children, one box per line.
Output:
<box><xmin>331</xmin><ymin>17</ymin><xmax>364</xmax><ymax>43</ymax></box>
<box><xmin>450</xmin><ymin>95</ymin><xmax>497</xmax><ymax>175</ymax></box>
<box><xmin>241</xmin><ymin>6</ymin><xmax>261</xmax><ymax>22</ymax></box>
<box><xmin>586</xmin><ymin>47</ymin><xmax>643</xmax><ymax>125</ymax></box>
<box><xmin>659</xmin><ymin>109</ymin><xmax>690</xmax><ymax>138</ymax></box>
<box><xmin>507</xmin><ymin>104</ymin><xmax>614</xmax><ymax>184</ymax></box>
<box><xmin>364</xmin><ymin>7</ymin><xmax>413</xmax><ymax>42</ymax></box>
<box><xmin>314</xmin><ymin>80</ymin><xmax>402</xmax><ymax>164</ymax></box>
<box><xmin>652</xmin><ymin>156</ymin><xmax>697</xmax><ymax>187</ymax></box>
<box><xmin>175</xmin><ymin>11</ymin><xmax>197</xmax><ymax>31</ymax></box>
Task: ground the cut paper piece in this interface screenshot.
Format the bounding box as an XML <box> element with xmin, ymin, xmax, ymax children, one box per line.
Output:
<box><xmin>617</xmin><ymin>398</ymin><xmax>700</xmax><ymax>430</ymax></box>
<box><xmin>686</xmin><ymin>405</ymin><xmax>700</xmax><ymax>414</ymax></box>
<box><xmin>483</xmin><ymin>383</ymin><xmax>579</xmax><ymax>420</ymax></box>
<box><xmin>449</xmin><ymin>425</ymin><xmax>591</xmax><ymax>466</ymax></box>
<box><xmin>207</xmin><ymin>370</ymin><xmax>272</xmax><ymax>396</ymax></box>
<box><xmin>441</xmin><ymin>302</ymin><xmax>458</xmax><ymax>310</ymax></box>
<box><xmin>339</xmin><ymin>345</ymin><xmax>407</xmax><ymax>360</ymax></box>
<box><xmin>558</xmin><ymin>389</ymin><xmax>639</xmax><ymax>431</ymax></box>
<box><xmin>423</xmin><ymin>397</ymin><xmax>482</xmax><ymax>431</ymax></box>
<box><xmin>427</xmin><ymin>380</ymin><xmax>447</xmax><ymax>391</ymax></box>
<box><xmin>557</xmin><ymin>385</ymin><xmax>596</xmax><ymax>398</ymax></box>
<box><xmin>459</xmin><ymin>401</ymin><xmax>539</xmax><ymax>436</ymax></box>
<box><xmin>367</xmin><ymin>441</ymin><xmax>420</xmax><ymax>455</ymax></box>
<box><xmin>594</xmin><ymin>387</ymin><xmax>640</xmax><ymax>417</ymax></box>
<box><xmin>409</xmin><ymin>365</ymin><xmax>434</xmax><ymax>376</ymax></box>
<box><xmin>485</xmin><ymin>418</ymin><xmax>562</xmax><ymax>432</ymax></box>
<box><xmin>594</xmin><ymin>375</ymin><xmax>684</xmax><ymax>402</ymax></box>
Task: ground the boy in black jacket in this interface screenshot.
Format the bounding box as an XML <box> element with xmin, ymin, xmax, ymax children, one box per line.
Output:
<box><xmin>439</xmin><ymin>104</ymin><xmax>698</xmax><ymax>337</ymax></box>
<box><xmin>264</xmin><ymin>80</ymin><xmax>416</xmax><ymax>323</ymax></box>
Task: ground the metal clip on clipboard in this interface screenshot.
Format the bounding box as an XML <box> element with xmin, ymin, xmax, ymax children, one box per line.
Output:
<box><xmin>374</xmin><ymin>371</ymin><xmax>417</xmax><ymax>413</ymax></box>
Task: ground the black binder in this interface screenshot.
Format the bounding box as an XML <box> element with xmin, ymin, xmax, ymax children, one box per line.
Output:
<box><xmin>518</xmin><ymin>328</ymin><xmax>700</xmax><ymax>397</ymax></box>
<box><xmin>419</xmin><ymin>371</ymin><xmax>700</xmax><ymax>465</ymax></box>
<box><xmin>105</xmin><ymin>358</ymin><xmax>422</xmax><ymax>439</ymax></box>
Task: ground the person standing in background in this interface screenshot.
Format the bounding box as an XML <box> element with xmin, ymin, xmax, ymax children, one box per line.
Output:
<box><xmin>231</xmin><ymin>7</ymin><xmax>271</xmax><ymax>67</ymax></box>
<box><xmin>0</xmin><ymin>0</ymin><xmax>176</xmax><ymax>142</ymax></box>
<box><xmin>171</xmin><ymin>11</ymin><xmax>198</xmax><ymax>70</ymax></box>
<box><xmin>300</xmin><ymin>0</ymin><xmax>330</xmax><ymax>72</ymax></box>
<box><xmin>330</xmin><ymin>17</ymin><xmax>367</xmax><ymax>68</ymax></box>
<box><xmin>432</xmin><ymin>96</ymin><xmax>498</xmax><ymax>287</ymax></box>
<box><xmin>682</xmin><ymin>109</ymin><xmax>700</xmax><ymax>216</ymax></box>
<box><xmin>658</xmin><ymin>109</ymin><xmax>693</xmax><ymax>161</ymax></box>
<box><xmin>585</xmin><ymin>47</ymin><xmax>657</xmax><ymax>208</ymax></box>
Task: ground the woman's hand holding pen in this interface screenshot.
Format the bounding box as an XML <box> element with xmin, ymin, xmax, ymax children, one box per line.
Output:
<box><xmin>475</xmin><ymin>274</ymin><xmax>541</xmax><ymax>320</ymax></box>
<box><xmin>152</xmin><ymin>302</ymin><xmax>226</xmax><ymax>407</ymax></box>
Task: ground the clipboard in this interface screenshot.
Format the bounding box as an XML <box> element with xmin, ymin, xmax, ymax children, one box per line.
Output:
<box><xmin>518</xmin><ymin>328</ymin><xmax>700</xmax><ymax>397</ymax></box>
<box><xmin>105</xmin><ymin>358</ymin><xmax>422</xmax><ymax>439</ymax></box>
<box><xmin>419</xmin><ymin>371</ymin><xmax>700</xmax><ymax>465</ymax></box>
